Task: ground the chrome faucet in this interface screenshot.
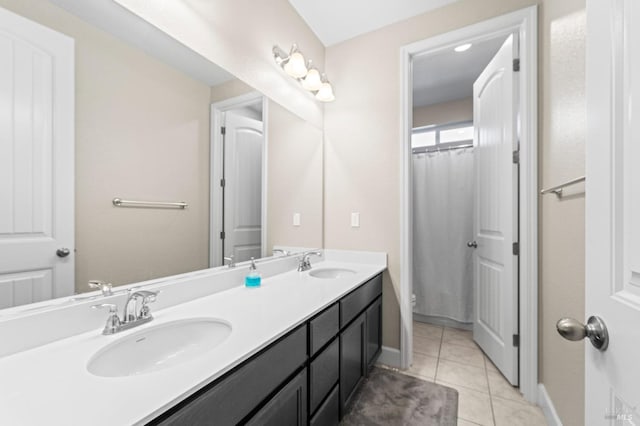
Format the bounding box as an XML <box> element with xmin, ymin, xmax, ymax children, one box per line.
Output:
<box><xmin>70</xmin><ymin>280</ymin><xmax>114</xmax><ymax>302</ymax></box>
<box><xmin>297</xmin><ymin>251</ymin><xmax>322</xmax><ymax>272</ymax></box>
<box><xmin>224</xmin><ymin>255</ymin><xmax>236</xmax><ymax>268</ymax></box>
<box><xmin>92</xmin><ymin>289</ymin><xmax>158</xmax><ymax>335</ymax></box>
<box><xmin>123</xmin><ymin>290</ymin><xmax>158</xmax><ymax>322</ymax></box>
<box><xmin>88</xmin><ymin>280</ymin><xmax>113</xmax><ymax>296</ymax></box>
<box><xmin>273</xmin><ymin>249</ymin><xmax>290</xmax><ymax>256</ymax></box>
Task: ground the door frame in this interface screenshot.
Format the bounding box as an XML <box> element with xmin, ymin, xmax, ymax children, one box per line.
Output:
<box><xmin>210</xmin><ymin>92</ymin><xmax>268</xmax><ymax>267</ymax></box>
<box><xmin>399</xmin><ymin>6</ymin><xmax>538</xmax><ymax>402</ymax></box>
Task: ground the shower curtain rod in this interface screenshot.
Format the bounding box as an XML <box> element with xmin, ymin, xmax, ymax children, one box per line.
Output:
<box><xmin>412</xmin><ymin>142</ymin><xmax>473</xmax><ymax>155</ymax></box>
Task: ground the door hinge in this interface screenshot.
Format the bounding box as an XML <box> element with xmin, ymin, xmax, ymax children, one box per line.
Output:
<box><xmin>512</xmin><ymin>242</ymin><xmax>520</xmax><ymax>256</ymax></box>
<box><xmin>513</xmin><ymin>334</ymin><xmax>520</xmax><ymax>347</ymax></box>
<box><xmin>220</xmin><ymin>231</ymin><xmax>226</xmax><ymax>240</ymax></box>
<box><xmin>220</xmin><ymin>178</ymin><xmax>226</xmax><ymax>187</ymax></box>
<box><xmin>221</xmin><ymin>126</ymin><xmax>226</xmax><ymax>135</ymax></box>
<box><xmin>513</xmin><ymin>58</ymin><xmax>520</xmax><ymax>72</ymax></box>
<box><xmin>512</xmin><ymin>150</ymin><xmax>520</xmax><ymax>164</ymax></box>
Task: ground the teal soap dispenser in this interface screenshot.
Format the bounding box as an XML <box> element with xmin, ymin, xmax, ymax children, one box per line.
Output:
<box><xmin>245</xmin><ymin>257</ymin><xmax>261</xmax><ymax>288</ymax></box>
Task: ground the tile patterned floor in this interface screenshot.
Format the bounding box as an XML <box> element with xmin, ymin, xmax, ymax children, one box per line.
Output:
<box><xmin>401</xmin><ymin>321</ymin><xmax>547</xmax><ymax>426</ymax></box>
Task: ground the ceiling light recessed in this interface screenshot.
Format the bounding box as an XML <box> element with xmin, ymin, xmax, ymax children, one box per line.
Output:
<box><xmin>454</xmin><ymin>43</ymin><xmax>472</xmax><ymax>53</ymax></box>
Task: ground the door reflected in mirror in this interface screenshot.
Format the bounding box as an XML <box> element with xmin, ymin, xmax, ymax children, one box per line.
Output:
<box><xmin>0</xmin><ymin>0</ymin><xmax>323</xmax><ymax>313</ymax></box>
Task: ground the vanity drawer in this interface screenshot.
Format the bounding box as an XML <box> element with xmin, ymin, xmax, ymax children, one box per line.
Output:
<box><xmin>151</xmin><ymin>325</ymin><xmax>307</xmax><ymax>426</ymax></box>
<box><xmin>310</xmin><ymin>384</ymin><xmax>339</xmax><ymax>426</ymax></box>
<box><xmin>245</xmin><ymin>368</ymin><xmax>307</xmax><ymax>426</ymax></box>
<box><xmin>309</xmin><ymin>303</ymin><xmax>339</xmax><ymax>356</ymax></box>
<box><xmin>340</xmin><ymin>274</ymin><xmax>382</xmax><ymax>328</ymax></box>
<box><xmin>309</xmin><ymin>338</ymin><xmax>339</xmax><ymax>414</ymax></box>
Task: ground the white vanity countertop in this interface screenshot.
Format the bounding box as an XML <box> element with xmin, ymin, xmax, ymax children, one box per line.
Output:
<box><xmin>0</xmin><ymin>257</ymin><xmax>386</xmax><ymax>425</ymax></box>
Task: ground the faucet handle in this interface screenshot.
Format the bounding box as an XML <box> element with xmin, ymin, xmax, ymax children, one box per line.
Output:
<box><xmin>136</xmin><ymin>291</ymin><xmax>158</xmax><ymax>319</ymax></box>
<box><xmin>91</xmin><ymin>303</ymin><xmax>121</xmax><ymax>335</ymax></box>
<box><xmin>88</xmin><ymin>280</ymin><xmax>113</xmax><ymax>296</ymax></box>
<box><xmin>91</xmin><ymin>303</ymin><xmax>117</xmax><ymax>312</ymax></box>
<box><xmin>224</xmin><ymin>255</ymin><xmax>235</xmax><ymax>268</ymax></box>
<box><xmin>134</xmin><ymin>290</ymin><xmax>158</xmax><ymax>301</ymax></box>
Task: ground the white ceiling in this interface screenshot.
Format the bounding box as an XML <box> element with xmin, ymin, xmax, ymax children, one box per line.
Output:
<box><xmin>412</xmin><ymin>36</ymin><xmax>507</xmax><ymax>108</ymax></box>
<box><xmin>288</xmin><ymin>0</ymin><xmax>460</xmax><ymax>46</ymax></box>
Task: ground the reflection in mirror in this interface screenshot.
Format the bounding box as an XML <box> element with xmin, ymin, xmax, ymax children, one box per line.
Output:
<box><xmin>210</xmin><ymin>93</ymin><xmax>266</xmax><ymax>267</ymax></box>
<box><xmin>0</xmin><ymin>0</ymin><xmax>323</xmax><ymax>312</ymax></box>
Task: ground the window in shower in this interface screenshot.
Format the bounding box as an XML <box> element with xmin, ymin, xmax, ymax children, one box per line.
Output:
<box><xmin>412</xmin><ymin>120</ymin><xmax>473</xmax><ymax>154</ymax></box>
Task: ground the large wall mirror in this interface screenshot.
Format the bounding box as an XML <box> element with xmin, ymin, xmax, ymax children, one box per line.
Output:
<box><xmin>0</xmin><ymin>0</ymin><xmax>323</xmax><ymax>312</ymax></box>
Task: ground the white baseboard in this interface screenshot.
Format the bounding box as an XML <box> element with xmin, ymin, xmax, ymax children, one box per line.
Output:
<box><xmin>538</xmin><ymin>384</ymin><xmax>563</xmax><ymax>426</ymax></box>
<box><xmin>375</xmin><ymin>346</ymin><xmax>401</xmax><ymax>368</ymax></box>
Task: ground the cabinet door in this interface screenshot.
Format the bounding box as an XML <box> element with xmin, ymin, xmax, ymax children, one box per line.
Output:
<box><xmin>310</xmin><ymin>338</ymin><xmax>339</xmax><ymax>414</ymax></box>
<box><xmin>365</xmin><ymin>296</ymin><xmax>382</xmax><ymax>369</ymax></box>
<box><xmin>339</xmin><ymin>313</ymin><xmax>366</xmax><ymax>414</ymax></box>
<box><xmin>246</xmin><ymin>368</ymin><xmax>307</xmax><ymax>426</ymax></box>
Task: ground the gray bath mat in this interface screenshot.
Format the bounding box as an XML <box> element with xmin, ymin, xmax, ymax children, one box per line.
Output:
<box><xmin>341</xmin><ymin>367</ymin><xmax>458</xmax><ymax>426</ymax></box>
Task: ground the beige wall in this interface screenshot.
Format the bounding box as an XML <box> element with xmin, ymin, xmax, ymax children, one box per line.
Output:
<box><xmin>267</xmin><ymin>101</ymin><xmax>324</xmax><ymax>251</ymax></box>
<box><xmin>211</xmin><ymin>79</ymin><xmax>256</xmax><ymax>103</ymax></box>
<box><xmin>114</xmin><ymin>0</ymin><xmax>325</xmax><ymax>128</ymax></box>
<box><xmin>0</xmin><ymin>0</ymin><xmax>212</xmax><ymax>292</ymax></box>
<box><xmin>413</xmin><ymin>97</ymin><xmax>473</xmax><ymax>128</ymax></box>
<box><xmin>539</xmin><ymin>3</ymin><xmax>586</xmax><ymax>425</ymax></box>
<box><xmin>324</xmin><ymin>0</ymin><xmax>586</xmax><ymax>423</ymax></box>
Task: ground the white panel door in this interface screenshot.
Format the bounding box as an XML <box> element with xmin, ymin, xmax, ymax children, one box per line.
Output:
<box><xmin>0</xmin><ymin>7</ymin><xmax>74</xmax><ymax>308</ymax></box>
<box><xmin>583</xmin><ymin>1</ymin><xmax>640</xmax><ymax>423</ymax></box>
<box><xmin>472</xmin><ymin>34</ymin><xmax>519</xmax><ymax>385</ymax></box>
<box><xmin>223</xmin><ymin>112</ymin><xmax>263</xmax><ymax>263</ymax></box>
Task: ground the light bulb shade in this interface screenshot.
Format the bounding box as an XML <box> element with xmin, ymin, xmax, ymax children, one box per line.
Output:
<box><xmin>284</xmin><ymin>51</ymin><xmax>308</xmax><ymax>78</ymax></box>
<box><xmin>302</xmin><ymin>68</ymin><xmax>322</xmax><ymax>91</ymax></box>
<box><xmin>316</xmin><ymin>81</ymin><xmax>335</xmax><ymax>102</ymax></box>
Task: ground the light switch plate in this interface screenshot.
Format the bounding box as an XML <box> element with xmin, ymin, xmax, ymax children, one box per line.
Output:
<box><xmin>351</xmin><ymin>212</ymin><xmax>360</xmax><ymax>228</ymax></box>
<box><xmin>293</xmin><ymin>212</ymin><xmax>301</xmax><ymax>226</ymax></box>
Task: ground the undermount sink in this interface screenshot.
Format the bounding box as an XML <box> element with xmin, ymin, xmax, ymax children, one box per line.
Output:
<box><xmin>309</xmin><ymin>268</ymin><xmax>356</xmax><ymax>279</ymax></box>
<box><xmin>87</xmin><ymin>318</ymin><xmax>232</xmax><ymax>378</ymax></box>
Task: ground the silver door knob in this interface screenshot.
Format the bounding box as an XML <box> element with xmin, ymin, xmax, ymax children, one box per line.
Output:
<box><xmin>467</xmin><ymin>241</ymin><xmax>478</xmax><ymax>248</ymax></box>
<box><xmin>56</xmin><ymin>248</ymin><xmax>71</xmax><ymax>258</ymax></box>
<box><xmin>556</xmin><ymin>316</ymin><xmax>609</xmax><ymax>351</ymax></box>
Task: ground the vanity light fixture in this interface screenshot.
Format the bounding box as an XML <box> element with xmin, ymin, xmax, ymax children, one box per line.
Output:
<box><xmin>283</xmin><ymin>44</ymin><xmax>308</xmax><ymax>78</ymax></box>
<box><xmin>302</xmin><ymin>61</ymin><xmax>323</xmax><ymax>91</ymax></box>
<box><xmin>273</xmin><ymin>44</ymin><xmax>335</xmax><ymax>102</ymax></box>
<box><xmin>454</xmin><ymin>43</ymin><xmax>472</xmax><ymax>52</ymax></box>
<box><xmin>315</xmin><ymin>74</ymin><xmax>335</xmax><ymax>102</ymax></box>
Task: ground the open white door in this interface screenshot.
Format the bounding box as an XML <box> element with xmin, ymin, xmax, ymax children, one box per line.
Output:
<box><xmin>471</xmin><ymin>34</ymin><xmax>519</xmax><ymax>385</ymax></box>
<box><xmin>579</xmin><ymin>1</ymin><xmax>640</xmax><ymax>423</ymax></box>
<box><xmin>0</xmin><ymin>7</ymin><xmax>74</xmax><ymax>309</ymax></box>
<box><xmin>222</xmin><ymin>111</ymin><xmax>263</xmax><ymax>263</ymax></box>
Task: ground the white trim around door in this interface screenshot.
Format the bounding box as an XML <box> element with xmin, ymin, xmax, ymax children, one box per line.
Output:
<box><xmin>210</xmin><ymin>92</ymin><xmax>268</xmax><ymax>267</ymax></box>
<box><xmin>399</xmin><ymin>5</ymin><xmax>538</xmax><ymax>402</ymax></box>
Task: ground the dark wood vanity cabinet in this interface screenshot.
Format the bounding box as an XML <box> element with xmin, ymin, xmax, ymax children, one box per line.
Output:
<box><xmin>150</xmin><ymin>326</ymin><xmax>307</xmax><ymax>426</ymax></box>
<box><xmin>149</xmin><ymin>273</ymin><xmax>383</xmax><ymax>426</ymax></box>
<box><xmin>339</xmin><ymin>275</ymin><xmax>383</xmax><ymax>416</ymax></box>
